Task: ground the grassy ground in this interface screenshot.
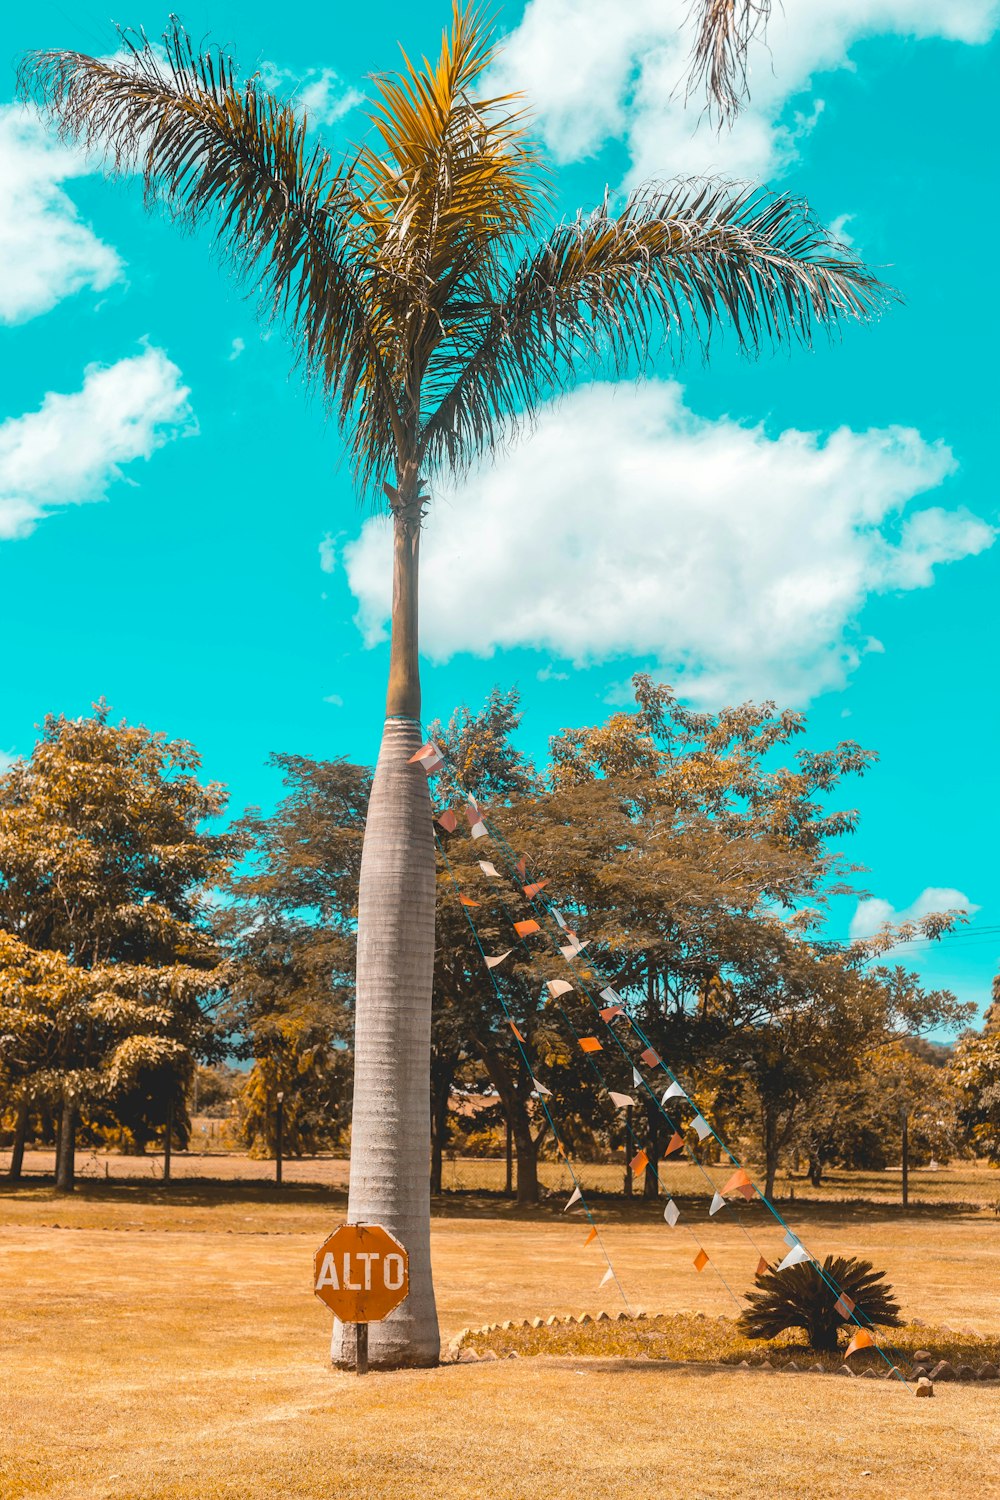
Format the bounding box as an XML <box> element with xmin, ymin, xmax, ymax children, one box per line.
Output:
<box><xmin>1</xmin><ymin>1166</ymin><xmax>998</xmax><ymax>1499</ymax></box>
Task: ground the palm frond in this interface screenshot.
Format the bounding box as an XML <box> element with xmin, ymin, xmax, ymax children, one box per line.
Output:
<box><xmin>420</xmin><ymin>178</ymin><xmax>897</xmax><ymax>475</ymax></box>
<box><xmin>18</xmin><ymin>21</ymin><xmax>403</xmax><ymax>489</ymax></box>
<box><xmin>683</xmin><ymin>0</ymin><xmax>773</xmax><ymax>126</ymax></box>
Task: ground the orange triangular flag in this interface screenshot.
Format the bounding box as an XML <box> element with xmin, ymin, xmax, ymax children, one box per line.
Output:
<box><xmin>845</xmin><ymin>1328</ymin><xmax>875</xmax><ymax>1357</ymax></box>
<box><xmin>508</xmin><ymin>1019</ymin><xmax>525</xmax><ymax>1043</ymax></box>
<box><xmin>693</xmin><ymin>1248</ymin><xmax>709</xmax><ymax>1273</ymax></box>
<box><xmin>579</xmin><ymin>1037</ymin><xmax>603</xmax><ymax>1053</ymax></box>
<box><xmin>436</xmin><ymin>809</ymin><xmax>458</xmax><ymax>833</ymax></box>
<box><xmin>630</xmin><ymin>1150</ymin><xmax>649</xmax><ymax>1176</ymax></box>
<box><xmin>514</xmin><ymin>919</ymin><xmax>540</xmax><ymax>937</ymax></box>
<box><xmin>755</xmin><ymin>1256</ymin><xmax>769</xmax><ymax>1277</ymax></box>
<box><xmin>515</xmin><ymin>856</ymin><xmax>527</xmax><ymax>878</ymax></box>
<box><xmin>584</xmin><ymin>1226</ymin><xmax>598</xmax><ymax>1247</ymax></box>
<box><xmin>722</xmin><ymin>1168</ymin><xmax>753</xmax><ymax>1197</ymax></box>
<box><xmin>459</xmin><ymin>895</ymin><xmax>479</xmax><ymax>907</ymax></box>
<box><xmin>523</xmin><ymin>880</ymin><xmax>549</xmax><ymax>899</ymax></box>
<box><xmin>640</xmin><ymin>1047</ymin><xmax>660</xmax><ymax>1067</ymax></box>
<box><xmin>664</xmin><ymin>1132</ymin><xmax>684</xmax><ymax>1157</ymax></box>
<box><xmin>834</xmin><ymin>1293</ymin><xmax>856</xmax><ymax>1320</ymax></box>
<box><xmin>599</xmin><ymin>1004</ymin><xmax>623</xmax><ymax>1021</ymax></box>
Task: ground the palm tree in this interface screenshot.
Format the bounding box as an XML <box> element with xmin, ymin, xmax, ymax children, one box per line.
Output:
<box><xmin>20</xmin><ymin>3</ymin><xmax>892</xmax><ymax>1367</ymax></box>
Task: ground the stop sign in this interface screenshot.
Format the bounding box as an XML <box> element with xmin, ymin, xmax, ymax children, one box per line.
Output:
<box><xmin>313</xmin><ymin>1223</ymin><xmax>409</xmax><ymax>1323</ymax></box>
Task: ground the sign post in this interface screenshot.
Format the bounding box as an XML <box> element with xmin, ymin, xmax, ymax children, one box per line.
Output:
<box><xmin>313</xmin><ymin>1223</ymin><xmax>409</xmax><ymax>1375</ymax></box>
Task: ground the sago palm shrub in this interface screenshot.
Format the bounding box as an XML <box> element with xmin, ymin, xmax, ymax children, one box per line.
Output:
<box><xmin>739</xmin><ymin>1255</ymin><xmax>903</xmax><ymax>1352</ymax></box>
<box><xmin>20</xmin><ymin>4</ymin><xmax>892</xmax><ymax>1366</ymax></box>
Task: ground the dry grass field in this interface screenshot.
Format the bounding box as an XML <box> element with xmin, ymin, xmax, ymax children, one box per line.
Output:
<box><xmin>1</xmin><ymin>1158</ymin><xmax>998</xmax><ymax>1500</ymax></box>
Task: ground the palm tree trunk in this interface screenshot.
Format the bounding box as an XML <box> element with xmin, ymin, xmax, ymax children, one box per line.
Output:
<box><xmin>8</xmin><ymin>1098</ymin><xmax>29</xmax><ymax>1182</ymax></box>
<box><xmin>332</xmin><ymin>505</ymin><xmax>439</xmax><ymax>1369</ymax></box>
<box><xmin>55</xmin><ymin>1099</ymin><xmax>76</xmax><ymax>1193</ymax></box>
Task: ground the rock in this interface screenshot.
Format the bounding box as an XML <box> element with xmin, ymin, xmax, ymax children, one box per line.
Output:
<box><xmin>979</xmin><ymin>1363</ymin><xmax>999</xmax><ymax>1380</ymax></box>
<box><xmin>961</xmin><ymin>1326</ymin><xmax>978</xmax><ymax>1336</ymax></box>
<box><xmin>501</xmin><ymin>1320</ymin><xmax>513</xmax><ymax>1331</ymax></box>
<box><xmin>531</xmin><ymin>1317</ymin><xmax>544</xmax><ymax>1329</ymax></box>
<box><xmin>911</xmin><ymin>1366</ymin><xmax>929</xmax><ymax>1380</ymax></box>
<box><xmin>839</xmin><ymin>1365</ymin><xmax>855</xmax><ymax>1377</ymax></box>
<box><xmin>521</xmin><ymin>1319</ymin><xmax>532</xmax><ymax>1328</ymax></box>
<box><xmin>596</xmin><ymin>1311</ymin><xmax>611</xmax><ymax>1322</ymax></box>
<box><xmin>915</xmin><ymin>1377</ymin><xmax>934</xmax><ymax>1398</ymax></box>
<box><xmin>615</xmin><ymin>1311</ymin><xmax>630</xmax><ymax>1322</ymax></box>
<box><xmin>939</xmin><ymin>1325</ymin><xmax>953</xmax><ymax>1334</ymax></box>
<box><xmin>810</xmin><ymin>1363</ymin><xmax>826</xmax><ymax>1374</ymax></box>
<box><xmin>693</xmin><ymin>1311</ymin><xmax>706</xmax><ymax>1320</ymax></box>
<box><xmin>480</xmin><ymin>1349</ymin><xmax>499</xmax><ymax>1361</ymax></box>
<box><xmin>459</xmin><ymin>1348</ymin><xmax>480</xmax><ymax>1363</ymax></box>
<box><xmin>882</xmin><ymin>1367</ymin><xmax>902</xmax><ymax>1380</ymax></box>
<box><xmin>563</xmin><ymin>1315</ymin><xmax>577</xmax><ymax>1325</ymax></box>
<box><xmin>913</xmin><ymin>1349</ymin><xmax>934</xmax><ymax>1364</ymax></box>
<box><xmin>717</xmin><ymin>1314</ymin><xmax>730</xmax><ymax>1323</ymax></box>
<box><xmin>785</xmin><ymin>1361</ymin><xmax>800</xmax><ymax>1372</ymax></box>
<box><xmin>957</xmin><ymin>1365</ymin><xmax>978</xmax><ymax>1382</ymax></box>
<box><xmin>758</xmin><ymin>1360</ymin><xmax>775</xmax><ymax>1372</ymax></box>
<box><xmin>858</xmin><ymin>1368</ymin><xmax>878</xmax><ymax>1379</ymax></box>
<box><xmin>910</xmin><ymin>1319</ymin><xmax>925</xmax><ymax>1327</ymax></box>
<box><xmin>738</xmin><ymin>1360</ymin><xmax>751</xmax><ymax>1369</ymax></box>
<box><xmin>929</xmin><ymin>1360</ymin><xmax>955</xmax><ymax>1381</ymax></box>
<box><xmin>507</xmin><ymin>1352</ymin><xmax>519</xmax><ymax>1359</ymax></box>
<box><xmin>578</xmin><ymin>1313</ymin><xmax>593</xmax><ymax>1325</ymax></box>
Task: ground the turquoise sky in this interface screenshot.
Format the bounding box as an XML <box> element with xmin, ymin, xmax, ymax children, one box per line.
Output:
<box><xmin>1</xmin><ymin>1</ymin><xmax>997</xmax><ymax>1023</ymax></box>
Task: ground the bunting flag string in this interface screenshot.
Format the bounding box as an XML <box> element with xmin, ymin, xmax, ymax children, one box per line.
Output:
<box><xmin>428</xmin><ymin>736</ymin><xmax>910</xmax><ymax>1387</ymax></box>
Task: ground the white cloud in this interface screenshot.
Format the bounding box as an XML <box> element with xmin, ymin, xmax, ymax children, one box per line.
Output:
<box><xmin>0</xmin><ymin>347</ymin><xmax>194</xmax><ymax>541</ymax></box>
<box><xmin>537</xmin><ymin>666</ymin><xmax>568</xmax><ymax>682</ymax></box>
<box><xmin>323</xmin><ymin>693</ymin><xmax>344</xmax><ymax>707</ymax></box>
<box><xmin>850</xmin><ymin>887</ymin><xmax>981</xmax><ymax>942</ymax></box>
<box><xmin>342</xmin><ymin>380</ymin><xmax>993</xmax><ymax>706</ymax></box>
<box><xmin>493</xmin><ymin>0</ymin><xmax>998</xmax><ymax>184</ymax></box>
<box><xmin>0</xmin><ymin>748</ymin><xmax>17</xmax><ymax>773</ymax></box>
<box><xmin>319</xmin><ymin>535</ymin><xmax>337</xmax><ymax>573</ymax></box>
<box><xmin>0</xmin><ymin>104</ymin><xmax>123</xmax><ymax>325</ymax></box>
<box><xmin>258</xmin><ymin>62</ymin><xmax>362</xmax><ymax>127</ymax></box>
<box><xmin>228</xmin><ymin>337</ymin><xmax>245</xmax><ymax>361</ymax></box>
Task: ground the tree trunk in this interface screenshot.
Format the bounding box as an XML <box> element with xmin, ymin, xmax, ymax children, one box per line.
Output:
<box><xmin>807</xmin><ymin>1155</ymin><xmax>823</xmax><ymax>1188</ymax></box>
<box><xmin>332</xmin><ymin>502</ymin><xmax>438</xmax><ymax>1370</ymax></box>
<box><xmin>55</xmin><ymin>1099</ymin><xmax>76</xmax><ymax>1193</ymax></box>
<box><xmin>763</xmin><ymin>1106</ymin><xmax>779</xmax><ymax>1202</ymax></box>
<box><xmin>429</xmin><ymin>1056</ymin><xmax>454</xmax><ymax>1197</ymax></box>
<box><xmin>8</xmin><ymin>1098</ymin><xmax>29</xmax><ymax>1182</ymax></box>
<box><xmin>482</xmin><ymin>1046</ymin><xmax>540</xmax><ymax>1207</ymax></box>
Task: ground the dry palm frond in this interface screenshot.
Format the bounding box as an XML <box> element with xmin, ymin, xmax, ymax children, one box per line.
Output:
<box><xmin>683</xmin><ymin>0</ymin><xmax>774</xmax><ymax>126</ymax></box>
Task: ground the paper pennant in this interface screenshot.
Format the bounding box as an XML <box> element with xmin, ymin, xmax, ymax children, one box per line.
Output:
<box><xmin>459</xmin><ymin>895</ymin><xmax>479</xmax><ymax>907</ymax></box>
<box><xmin>553</xmin><ymin>909</ymin><xmax>568</xmax><ymax>930</ymax></box>
<box><xmin>833</xmin><ymin>1293</ymin><xmax>856</xmax><ymax>1320</ymax></box>
<box><xmin>599</xmin><ymin>987</ymin><xmax>620</xmax><ymax>1006</ymax></box>
<box><xmin>599</xmin><ymin>1005</ymin><xmax>623</xmax><ymax>1021</ymax></box>
<box><xmin>629</xmin><ymin>1150</ymin><xmax>649</xmax><ymax>1176</ymax></box>
<box><xmin>664</xmin><ymin>1132</ymin><xmax>684</xmax><ymax>1157</ymax></box>
<box><xmin>755</xmin><ymin>1257</ymin><xmax>769</xmax><ymax>1278</ymax></box>
<box><xmin>579</xmin><ymin>1037</ymin><xmax>603</xmax><ymax>1053</ymax></box>
<box><xmin>632</xmin><ymin>1067</ymin><xmax>643</xmax><ymax>1087</ymax></box>
<box><xmin>709</xmin><ymin>1191</ymin><xmax>726</xmax><ymax>1216</ymax></box>
<box><xmin>478</xmin><ymin>861</ymin><xmax>500</xmax><ymax>877</ymax></box>
<box><xmin>661</xmin><ymin>1080</ymin><xmax>686</xmax><ymax>1103</ymax></box>
<box><xmin>609</xmin><ymin>1092</ymin><xmax>634</xmax><ymax>1109</ymax></box>
<box><xmin>564</xmin><ymin>1185</ymin><xmax>582</xmax><ymax>1212</ymax></box>
<box><xmin>408</xmin><ymin>740</ymin><xmax>444</xmax><ymax>772</ymax></box>
<box><xmin>523</xmin><ymin>880</ymin><xmax>548</xmax><ymax>899</ymax></box>
<box><xmin>663</xmin><ymin>1199</ymin><xmax>680</xmax><ymax>1227</ymax></box>
<box><xmin>776</xmin><ymin>1243</ymin><xmax>812</xmax><ymax>1272</ymax></box>
<box><xmin>514</xmin><ymin>919</ymin><xmax>541</xmax><ymax>938</ymax></box>
<box><xmin>470</xmin><ymin>820</ymin><xmax>488</xmax><ymax>840</ymax></box>
<box><xmin>845</xmin><ymin>1328</ymin><xmax>875</xmax><ymax>1357</ymax></box>
<box><xmin>436</xmin><ymin>809</ymin><xmax>458</xmax><ymax>833</ymax></box>
<box><xmin>559</xmin><ymin>940</ymin><xmax>589</xmax><ymax>959</ymax></box>
<box><xmin>784</xmin><ymin>1230</ymin><xmax>798</xmax><ymax>1247</ymax></box>
<box><xmin>531</xmin><ymin>1077</ymin><xmax>552</xmax><ymax>1097</ymax></box>
<box><xmin>484</xmin><ymin>950</ymin><xmax>512</xmax><ymax>969</ymax></box>
<box><xmin>515</xmin><ymin>856</ymin><xmax>528</xmax><ymax>878</ymax></box>
<box><xmin>640</xmin><ymin>1047</ymin><xmax>660</xmax><ymax>1067</ymax></box>
<box><xmin>584</xmin><ymin>1227</ymin><xmax>598</xmax><ymax>1247</ymax></box>
<box><xmin>693</xmin><ymin>1248</ymin><xmax>709</xmax><ymax>1273</ymax></box>
<box><xmin>692</xmin><ymin>1114</ymin><xmax>712</xmax><ymax>1142</ymax></box>
<box><xmin>508</xmin><ymin>1020</ymin><xmax>525</xmax><ymax>1043</ymax></box>
<box><xmin>546</xmin><ymin>979</ymin><xmax>574</xmax><ymax>997</ymax></box>
<box><xmin>599</xmin><ymin>1266</ymin><xmax>615</xmax><ymax>1287</ymax></box>
<box><xmin>721</xmin><ymin>1168</ymin><xmax>755</xmax><ymax>1201</ymax></box>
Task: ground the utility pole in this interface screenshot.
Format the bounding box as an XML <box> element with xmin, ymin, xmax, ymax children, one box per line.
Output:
<box><xmin>275</xmin><ymin>1091</ymin><xmax>284</xmax><ymax>1187</ymax></box>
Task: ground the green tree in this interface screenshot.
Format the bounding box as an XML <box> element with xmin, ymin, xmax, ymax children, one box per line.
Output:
<box><xmin>20</xmin><ymin>7</ymin><xmax>890</xmax><ymax>1366</ymax></box>
<box><xmin>951</xmin><ymin>975</ymin><xmax>1000</xmax><ymax>1162</ymax></box>
<box><xmin>0</xmin><ymin>707</ymin><xmax>233</xmax><ymax>1188</ymax></box>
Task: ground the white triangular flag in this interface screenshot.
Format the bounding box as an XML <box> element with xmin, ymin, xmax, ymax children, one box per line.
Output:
<box><xmin>661</xmin><ymin>1080</ymin><xmax>686</xmax><ymax>1103</ymax></box>
<box><xmin>531</xmin><ymin>1077</ymin><xmax>552</xmax><ymax>1097</ymax></box>
<box><xmin>609</xmin><ymin>1092</ymin><xmax>633</xmax><ymax>1109</ymax></box>
<box><xmin>709</xmin><ymin>1191</ymin><xmax>725</xmax><ymax>1216</ymax></box>
<box><xmin>478</xmin><ymin>861</ymin><xmax>499</xmax><ymax>877</ymax></box>
<box><xmin>552</xmin><ymin>909</ymin><xmax>568</xmax><ymax>930</ymax></box>
<box><xmin>663</xmin><ymin>1199</ymin><xmax>680</xmax><ymax>1227</ymax></box>
<box><xmin>599</xmin><ymin>987</ymin><xmax>620</xmax><ymax>1006</ymax></box>
<box><xmin>564</xmin><ymin>1185</ymin><xmax>582</xmax><ymax>1212</ymax></box>
<box><xmin>632</xmin><ymin>1067</ymin><xmax>643</xmax><ymax>1087</ymax></box>
<box><xmin>559</xmin><ymin>940</ymin><xmax>589</xmax><ymax>959</ymax></box>
<box><xmin>484</xmin><ymin>950</ymin><xmax>512</xmax><ymax>969</ymax></box>
<box><xmin>777</xmin><ymin>1243</ymin><xmax>812</xmax><ymax>1272</ymax></box>
<box><xmin>784</xmin><ymin>1230</ymin><xmax>798</xmax><ymax>1247</ymax></box>
<box><xmin>546</xmin><ymin>979</ymin><xmax>574</xmax><ymax>997</ymax></box>
<box><xmin>599</xmin><ymin>1266</ymin><xmax>615</xmax><ymax>1287</ymax></box>
<box><xmin>692</xmin><ymin>1114</ymin><xmax>712</xmax><ymax>1141</ymax></box>
<box><xmin>470</xmin><ymin>820</ymin><xmax>488</xmax><ymax>839</ymax></box>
